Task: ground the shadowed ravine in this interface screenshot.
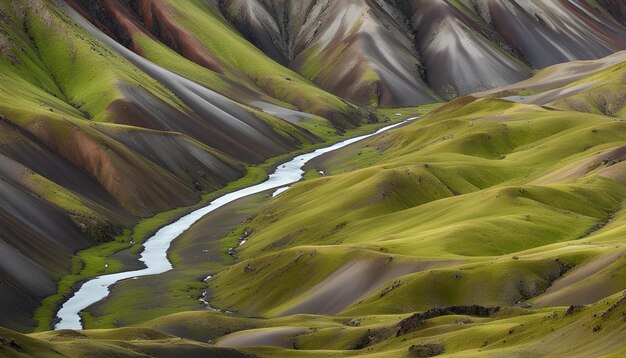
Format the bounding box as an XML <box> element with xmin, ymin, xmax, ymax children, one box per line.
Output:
<box><xmin>54</xmin><ymin>118</ymin><xmax>414</xmax><ymax>330</ymax></box>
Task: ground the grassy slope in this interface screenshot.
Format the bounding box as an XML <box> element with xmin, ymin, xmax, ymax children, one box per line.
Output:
<box><xmin>2</xmin><ymin>3</ymin><xmax>624</xmax><ymax>357</ymax></box>
<box><xmin>45</xmin><ymin>95</ymin><xmax>625</xmax><ymax>357</ymax></box>
<box><xmin>0</xmin><ymin>326</ymin><xmax>252</xmax><ymax>357</ymax></box>
<box><xmin>36</xmin><ymin>95</ymin><xmax>626</xmax><ymax>356</ymax></box>
<box><xmin>0</xmin><ymin>0</ymin><xmax>385</xmax><ymax>332</ymax></box>
<box><xmin>68</xmin><ymin>117</ymin><xmax>415</xmax><ymax>330</ymax></box>
<box><xmin>547</xmin><ymin>61</ymin><xmax>626</xmax><ymax>117</ymax></box>
<box><xmin>2</xmin><ymin>290</ymin><xmax>622</xmax><ymax>357</ymax></box>
<box><xmin>32</xmin><ymin>117</ymin><xmax>409</xmax><ymax>332</ymax></box>
<box><xmin>64</xmin><ymin>290</ymin><xmax>622</xmax><ymax>357</ymax></box>
<box><xmin>203</xmin><ymin>97</ymin><xmax>626</xmax><ymax>319</ymax></box>
<box><xmin>112</xmin><ymin>0</ymin><xmax>369</xmax><ymax>132</ymax></box>
<box><xmin>478</xmin><ymin>52</ymin><xmax>626</xmax><ymax>118</ymax></box>
<box><xmin>0</xmin><ymin>1</ymin><xmax>243</xmax><ymax>330</ymax></box>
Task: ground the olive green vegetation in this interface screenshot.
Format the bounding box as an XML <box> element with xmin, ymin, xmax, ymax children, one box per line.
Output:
<box><xmin>547</xmin><ymin>61</ymin><xmax>626</xmax><ymax>117</ymax></box>
<box><xmin>3</xmin><ymin>1</ymin><xmax>626</xmax><ymax>356</ymax></box>
<box><xmin>126</xmin><ymin>0</ymin><xmax>368</xmax><ymax>126</ymax></box>
<box><xmin>0</xmin><ymin>0</ymin><xmax>396</xmax><ymax>332</ymax></box>
<box><xmin>9</xmin><ymin>289</ymin><xmax>624</xmax><ymax>357</ymax></box>
<box><xmin>48</xmin><ymin>106</ymin><xmax>434</xmax><ymax>330</ymax></box>
<box><xmin>43</xmin><ymin>94</ymin><xmax>626</xmax><ymax>357</ymax></box>
<box><xmin>32</xmin><ymin>114</ymin><xmax>412</xmax><ymax>332</ymax></box>
<box><xmin>203</xmin><ymin>97</ymin><xmax>626</xmax><ymax>318</ymax></box>
<box><xmin>1</xmin><ymin>326</ymin><xmax>251</xmax><ymax>357</ymax></box>
<box><xmin>483</xmin><ymin>55</ymin><xmax>626</xmax><ymax>118</ymax></box>
<box><xmin>143</xmin><ymin>290</ymin><xmax>625</xmax><ymax>357</ymax></box>
<box><xmin>0</xmin><ymin>1</ymin><xmax>187</xmax><ymax>124</ymax></box>
<box><xmin>33</xmin><ymin>207</ymin><xmax>192</xmax><ymax>332</ymax></box>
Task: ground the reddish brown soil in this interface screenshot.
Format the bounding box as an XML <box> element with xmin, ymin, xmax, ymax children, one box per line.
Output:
<box><xmin>66</xmin><ymin>0</ymin><xmax>223</xmax><ymax>73</ymax></box>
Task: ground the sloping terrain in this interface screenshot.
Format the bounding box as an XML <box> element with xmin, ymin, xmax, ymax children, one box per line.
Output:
<box><xmin>0</xmin><ymin>326</ymin><xmax>254</xmax><ymax>357</ymax></box>
<box><xmin>6</xmin><ymin>289</ymin><xmax>623</xmax><ymax>357</ymax></box>
<box><xmin>63</xmin><ymin>0</ymin><xmax>369</xmax><ymax>129</ymax></box>
<box><xmin>478</xmin><ymin>51</ymin><xmax>626</xmax><ymax>117</ymax></box>
<box><xmin>49</xmin><ymin>52</ymin><xmax>626</xmax><ymax>358</ymax></box>
<box><xmin>0</xmin><ymin>0</ymin><xmax>373</xmax><ymax>331</ymax></box>
<box><xmin>219</xmin><ymin>0</ymin><xmax>626</xmax><ymax>103</ymax></box>
<box><xmin>204</xmin><ymin>95</ymin><xmax>626</xmax><ymax>318</ymax></box>
<box><xmin>0</xmin><ymin>0</ymin><xmax>625</xmax><ymax>356</ymax></box>
<box><xmin>220</xmin><ymin>0</ymin><xmax>441</xmax><ymax>107</ymax></box>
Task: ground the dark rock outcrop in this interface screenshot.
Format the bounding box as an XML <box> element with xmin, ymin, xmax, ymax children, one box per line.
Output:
<box><xmin>397</xmin><ymin>305</ymin><xmax>501</xmax><ymax>336</ymax></box>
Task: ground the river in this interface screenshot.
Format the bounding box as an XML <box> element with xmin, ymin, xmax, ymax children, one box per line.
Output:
<box><xmin>54</xmin><ymin>118</ymin><xmax>414</xmax><ymax>330</ymax></box>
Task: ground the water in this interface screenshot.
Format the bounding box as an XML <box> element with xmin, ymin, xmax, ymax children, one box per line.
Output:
<box><xmin>54</xmin><ymin>118</ymin><xmax>413</xmax><ymax>330</ymax></box>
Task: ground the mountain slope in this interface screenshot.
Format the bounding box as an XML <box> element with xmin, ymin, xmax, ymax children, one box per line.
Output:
<box><xmin>220</xmin><ymin>0</ymin><xmax>441</xmax><ymax>107</ymax></box>
<box><xmin>0</xmin><ymin>0</ymin><xmax>625</xmax><ymax>343</ymax></box>
<box><xmin>69</xmin><ymin>54</ymin><xmax>626</xmax><ymax>342</ymax></box>
<box><xmin>0</xmin><ymin>0</ymin><xmax>375</xmax><ymax>331</ymax></box>
<box><xmin>206</xmin><ymin>99</ymin><xmax>626</xmax><ymax>317</ymax></box>
<box><xmin>64</xmin><ymin>0</ymin><xmax>370</xmax><ymax>128</ymax></box>
<box><xmin>219</xmin><ymin>0</ymin><xmax>626</xmax><ymax>104</ymax></box>
<box><xmin>478</xmin><ymin>51</ymin><xmax>626</xmax><ymax>117</ymax></box>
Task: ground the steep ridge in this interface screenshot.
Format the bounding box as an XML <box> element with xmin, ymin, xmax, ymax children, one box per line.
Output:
<box><xmin>219</xmin><ymin>0</ymin><xmax>626</xmax><ymax>105</ymax></box>
<box><xmin>201</xmin><ymin>58</ymin><xmax>626</xmax><ymax>319</ymax></box>
<box><xmin>0</xmin><ymin>0</ymin><xmax>625</xmax><ymax>341</ymax></box>
<box><xmin>0</xmin><ymin>0</ymin><xmax>366</xmax><ymax>331</ymax></box>
<box><xmin>482</xmin><ymin>0</ymin><xmax>626</xmax><ymax>68</ymax></box>
<box><xmin>221</xmin><ymin>0</ymin><xmax>440</xmax><ymax>107</ymax></box>
<box><xmin>64</xmin><ymin>0</ymin><xmax>369</xmax><ymax>128</ymax></box>
<box><xmin>63</xmin><ymin>2</ymin><xmax>304</xmax><ymax>161</ymax></box>
<box><xmin>477</xmin><ymin>51</ymin><xmax>626</xmax><ymax>117</ymax></box>
<box><xmin>399</xmin><ymin>0</ymin><xmax>531</xmax><ymax>99</ymax></box>
<box><xmin>67</xmin><ymin>0</ymin><xmax>625</xmax><ymax>108</ymax></box>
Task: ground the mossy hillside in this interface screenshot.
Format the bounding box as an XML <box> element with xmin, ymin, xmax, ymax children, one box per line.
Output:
<box><xmin>208</xmin><ymin>247</ymin><xmax>412</xmax><ymax>317</ymax></box>
<box><xmin>131</xmin><ymin>30</ymin><xmax>343</xmax><ymax>137</ymax></box>
<box><xmin>34</xmin><ymin>116</ymin><xmax>408</xmax><ymax>330</ymax></box>
<box><xmin>548</xmin><ymin>61</ymin><xmax>626</xmax><ymax>117</ymax></box>
<box><xmin>1</xmin><ymin>0</ymin><xmax>401</xmax><ymax>330</ymax></box>
<box><xmin>0</xmin><ymin>17</ymin><xmax>214</xmax><ymax>329</ymax></box>
<box><xmin>1</xmin><ymin>327</ymin><xmax>251</xmax><ymax>357</ymax></box>
<box><xmin>0</xmin><ymin>1</ymin><xmax>193</xmax><ymax>126</ymax></box>
<box><xmin>311</xmin><ymin>104</ymin><xmax>443</xmax><ymax>173</ymax></box>
<box><xmin>33</xmin><ymin>163</ymin><xmax>272</xmax><ymax>331</ymax></box>
<box><xmin>226</xmin><ymin>114</ymin><xmax>626</xmax><ymax>255</ymax></box>
<box><xmin>32</xmin><ymin>204</ymin><xmax>196</xmax><ymax>331</ymax></box>
<box><xmin>8</xmin><ymin>290</ymin><xmax>625</xmax><ymax>356</ymax></box>
<box><xmin>0</xmin><ymin>2</ymin><xmax>73</xmax><ymax>93</ymax></box>
<box><xmin>143</xmin><ymin>309</ymin><xmax>409</xmax><ymax>344</ymax></box>
<box><xmin>201</xmin><ymin>100</ymin><xmax>626</xmax><ymax>318</ymax></box>
<box><xmin>1</xmin><ymin>3</ymin><xmax>364</xmax><ymax>332</ymax></box>
<box><xmin>207</xmin><ymin>237</ymin><xmax>610</xmax><ymax>319</ymax></box>
<box><xmin>343</xmin><ymin>252</ymin><xmax>592</xmax><ymax>316</ymax></box>
<box><xmin>127</xmin><ymin>290</ymin><xmax>626</xmax><ymax>357</ymax></box>
<box><xmin>1</xmin><ymin>0</ymin><xmax>350</xmax><ymax>147</ymax></box>
<box><xmin>32</xmin><ymin>147</ymin><xmax>269</xmax><ymax>332</ymax></box>
<box><xmin>285</xmin><ymin>292</ymin><xmax>624</xmax><ymax>356</ymax></box>
<box><xmin>23</xmin><ymin>171</ymin><xmax>112</xmax><ymax>232</ymax></box>
<box><xmin>133</xmin><ymin>0</ymin><xmax>368</xmax><ymax>124</ymax></box>
<box><xmin>483</xmin><ymin>54</ymin><xmax>626</xmax><ymax>118</ymax></box>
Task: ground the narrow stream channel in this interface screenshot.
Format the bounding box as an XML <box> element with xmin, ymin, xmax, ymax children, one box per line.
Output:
<box><xmin>54</xmin><ymin>118</ymin><xmax>414</xmax><ymax>330</ymax></box>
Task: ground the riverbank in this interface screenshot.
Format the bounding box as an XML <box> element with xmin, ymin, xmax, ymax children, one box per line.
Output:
<box><xmin>53</xmin><ymin>116</ymin><xmax>417</xmax><ymax>330</ymax></box>
<box><xmin>33</xmin><ymin>109</ymin><xmax>431</xmax><ymax>331</ymax></box>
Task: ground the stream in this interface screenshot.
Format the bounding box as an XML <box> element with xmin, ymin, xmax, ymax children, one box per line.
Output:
<box><xmin>54</xmin><ymin>118</ymin><xmax>414</xmax><ymax>330</ymax></box>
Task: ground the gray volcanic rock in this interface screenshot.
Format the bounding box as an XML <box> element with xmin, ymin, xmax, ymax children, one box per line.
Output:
<box><xmin>219</xmin><ymin>0</ymin><xmax>626</xmax><ymax>105</ymax></box>
<box><xmin>222</xmin><ymin>0</ymin><xmax>440</xmax><ymax>107</ymax></box>
<box><xmin>400</xmin><ymin>0</ymin><xmax>532</xmax><ymax>99</ymax></box>
<box><xmin>484</xmin><ymin>0</ymin><xmax>626</xmax><ymax>68</ymax></box>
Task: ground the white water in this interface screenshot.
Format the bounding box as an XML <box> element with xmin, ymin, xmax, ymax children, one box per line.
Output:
<box><xmin>54</xmin><ymin>119</ymin><xmax>413</xmax><ymax>330</ymax></box>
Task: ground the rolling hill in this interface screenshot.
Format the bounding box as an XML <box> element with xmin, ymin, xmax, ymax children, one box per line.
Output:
<box><xmin>0</xmin><ymin>1</ymin><xmax>625</xmax><ymax>357</ymax></box>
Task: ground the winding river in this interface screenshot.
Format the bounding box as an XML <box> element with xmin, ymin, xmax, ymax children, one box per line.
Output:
<box><xmin>54</xmin><ymin>118</ymin><xmax>413</xmax><ymax>330</ymax></box>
